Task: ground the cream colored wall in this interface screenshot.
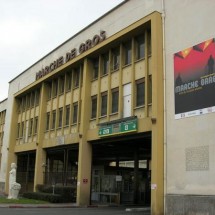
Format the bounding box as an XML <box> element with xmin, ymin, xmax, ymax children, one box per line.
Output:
<box><xmin>165</xmin><ymin>0</ymin><xmax>215</xmax><ymax>195</ymax></box>
<box><xmin>0</xmin><ymin>99</ymin><xmax>8</xmax><ymax>183</ymax></box>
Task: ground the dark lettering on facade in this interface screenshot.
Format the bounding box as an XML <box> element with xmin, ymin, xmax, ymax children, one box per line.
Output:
<box><xmin>36</xmin><ymin>31</ymin><xmax>106</xmax><ymax>80</ymax></box>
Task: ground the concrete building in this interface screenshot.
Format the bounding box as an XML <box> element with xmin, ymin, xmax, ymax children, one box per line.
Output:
<box><xmin>1</xmin><ymin>0</ymin><xmax>215</xmax><ymax>214</ymax></box>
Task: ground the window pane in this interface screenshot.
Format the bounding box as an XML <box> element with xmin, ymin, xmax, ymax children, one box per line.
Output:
<box><xmin>136</xmin><ymin>80</ymin><xmax>145</xmax><ymax>107</ymax></box>
<box><xmin>112</xmin><ymin>89</ymin><xmax>119</xmax><ymax>113</ymax></box>
<box><xmin>47</xmin><ymin>82</ymin><xmax>52</xmax><ymax>100</ymax></box>
<box><xmin>101</xmin><ymin>93</ymin><xmax>107</xmax><ymax>116</ymax></box>
<box><xmin>91</xmin><ymin>96</ymin><xmax>97</xmax><ymax>119</ymax></box>
<box><xmin>29</xmin><ymin>118</ymin><xmax>33</xmax><ymax>135</ymax></box>
<box><xmin>35</xmin><ymin>90</ymin><xmax>40</xmax><ymax>106</ymax></box>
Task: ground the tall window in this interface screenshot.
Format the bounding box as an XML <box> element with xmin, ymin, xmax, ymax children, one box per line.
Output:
<box><xmin>52</xmin><ymin>79</ymin><xmax>58</xmax><ymax>97</ymax></box>
<box><xmin>66</xmin><ymin>73</ymin><xmax>72</xmax><ymax>91</ymax></box>
<box><xmin>59</xmin><ymin>76</ymin><xmax>65</xmax><ymax>94</ymax></box>
<box><xmin>22</xmin><ymin>97</ymin><xmax>26</xmax><ymax>112</ymax></box>
<box><xmin>17</xmin><ymin>123</ymin><xmax>20</xmax><ymax>138</ymax></box>
<box><xmin>72</xmin><ymin>103</ymin><xmax>78</xmax><ymax>124</ymax></box>
<box><xmin>26</xmin><ymin>94</ymin><xmax>30</xmax><ymax>109</ymax></box>
<box><xmin>92</xmin><ymin>57</ymin><xmax>99</xmax><ymax>80</ymax></box>
<box><xmin>30</xmin><ymin>92</ymin><xmax>35</xmax><ymax>108</ymax></box>
<box><xmin>136</xmin><ymin>34</ymin><xmax>145</xmax><ymax>60</ymax></box>
<box><xmin>112</xmin><ymin>47</ymin><xmax>120</xmax><ymax>71</ymax></box>
<box><xmin>46</xmin><ymin>113</ymin><xmax>50</xmax><ymax>131</ymax></box>
<box><xmin>91</xmin><ymin>95</ymin><xmax>97</xmax><ymax>119</ymax></box>
<box><xmin>52</xmin><ymin>110</ymin><xmax>56</xmax><ymax>129</ymax></box>
<box><xmin>136</xmin><ymin>78</ymin><xmax>145</xmax><ymax>107</ymax></box>
<box><xmin>147</xmin><ymin>30</ymin><xmax>151</xmax><ymax>55</ymax></box>
<box><xmin>47</xmin><ymin>82</ymin><xmax>52</xmax><ymax>100</ymax></box>
<box><xmin>124</xmin><ymin>40</ymin><xmax>132</xmax><ymax>65</ymax></box>
<box><xmin>65</xmin><ymin>105</ymin><xmax>70</xmax><ymax>126</ymax></box>
<box><xmin>101</xmin><ymin>92</ymin><xmax>107</xmax><ymax>116</ymax></box>
<box><xmin>111</xmin><ymin>88</ymin><xmax>119</xmax><ymax>113</ymax></box>
<box><xmin>58</xmin><ymin>108</ymin><xmax>63</xmax><ymax>128</ymax></box>
<box><xmin>34</xmin><ymin>117</ymin><xmax>38</xmax><ymax>134</ymax></box>
<box><xmin>102</xmin><ymin>53</ymin><xmax>109</xmax><ymax>75</ymax></box>
<box><xmin>35</xmin><ymin>90</ymin><xmax>40</xmax><ymax>106</ymax></box>
<box><xmin>29</xmin><ymin>118</ymin><xmax>33</xmax><ymax>136</ymax></box>
<box><xmin>21</xmin><ymin>121</ymin><xmax>24</xmax><ymax>138</ymax></box>
<box><xmin>74</xmin><ymin>68</ymin><xmax>80</xmax><ymax>88</ymax></box>
<box><xmin>148</xmin><ymin>75</ymin><xmax>152</xmax><ymax>104</ymax></box>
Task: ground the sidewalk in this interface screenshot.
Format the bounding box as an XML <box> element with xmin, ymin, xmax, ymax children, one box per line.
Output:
<box><xmin>0</xmin><ymin>203</ymin><xmax>78</xmax><ymax>208</ymax></box>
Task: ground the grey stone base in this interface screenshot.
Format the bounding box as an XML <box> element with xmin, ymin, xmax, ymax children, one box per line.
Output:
<box><xmin>166</xmin><ymin>194</ymin><xmax>215</xmax><ymax>215</ymax></box>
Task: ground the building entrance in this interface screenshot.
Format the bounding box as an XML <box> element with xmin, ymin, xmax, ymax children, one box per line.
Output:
<box><xmin>91</xmin><ymin>132</ymin><xmax>151</xmax><ymax>206</ymax></box>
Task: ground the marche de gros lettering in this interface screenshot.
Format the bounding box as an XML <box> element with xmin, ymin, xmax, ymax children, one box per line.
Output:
<box><xmin>36</xmin><ymin>30</ymin><xmax>106</xmax><ymax>80</ymax></box>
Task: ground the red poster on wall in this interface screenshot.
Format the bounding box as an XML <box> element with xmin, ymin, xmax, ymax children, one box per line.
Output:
<box><xmin>174</xmin><ymin>38</ymin><xmax>215</xmax><ymax>119</ymax></box>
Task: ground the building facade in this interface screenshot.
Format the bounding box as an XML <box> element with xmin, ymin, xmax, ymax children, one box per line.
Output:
<box><xmin>1</xmin><ymin>0</ymin><xmax>215</xmax><ymax>215</ymax></box>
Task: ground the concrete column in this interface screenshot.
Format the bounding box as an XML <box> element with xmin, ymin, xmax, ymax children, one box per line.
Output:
<box><xmin>34</xmin><ymin>83</ymin><xmax>47</xmax><ymax>190</ymax></box>
<box><xmin>150</xmin><ymin>13</ymin><xmax>164</xmax><ymax>215</ymax></box>
<box><xmin>76</xmin><ymin>58</ymin><xmax>92</xmax><ymax>206</ymax></box>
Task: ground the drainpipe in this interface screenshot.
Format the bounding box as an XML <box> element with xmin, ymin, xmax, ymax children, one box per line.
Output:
<box><xmin>161</xmin><ymin>0</ymin><xmax>167</xmax><ymax>214</ymax></box>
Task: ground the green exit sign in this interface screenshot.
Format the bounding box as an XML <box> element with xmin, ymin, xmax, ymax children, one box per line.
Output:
<box><xmin>99</xmin><ymin>118</ymin><xmax>137</xmax><ymax>137</ymax></box>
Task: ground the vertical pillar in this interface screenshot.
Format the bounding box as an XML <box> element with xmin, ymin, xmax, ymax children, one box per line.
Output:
<box><xmin>5</xmin><ymin>99</ymin><xmax>19</xmax><ymax>195</ymax></box>
<box><xmin>76</xmin><ymin>58</ymin><xmax>92</xmax><ymax>206</ymax></box>
<box><xmin>34</xmin><ymin>83</ymin><xmax>47</xmax><ymax>190</ymax></box>
<box><xmin>133</xmin><ymin>147</ymin><xmax>139</xmax><ymax>204</ymax></box>
<box><xmin>150</xmin><ymin>13</ymin><xmax>164</xmax><ymax>215</ymax></box>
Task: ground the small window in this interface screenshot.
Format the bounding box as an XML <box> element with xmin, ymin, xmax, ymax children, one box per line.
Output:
<box><xmin>112</xmin><ymin>47</ymin><xmax>120</xmax><ymax>71</ymax></box>
<box><xmin>91</xmin><ymin>95</ymin><xmax>97</xmax><ymax>119</ymax></box>
<box><xmin>136</xmin><ymin>34</ymin><xmax>145</xmax><ymax>60</ymax></box>
<box><xmin>136</xmin><ymin>79</ymin><xmax>145</xmax><ymax>107</ymax></box>
<box><xmin>65</xmin><ymin>105</ymin><xmax>70</xmax><ymax>126</ymax></box>
<box><xmin>72</xmin><ymin>103</ymin><xmax>78</xmax><ymax>124</ymax></box>
<box><xmin>111</xmin><ymin>88</ymin><xmax>119</xmax><ymax>114</ymax></box>
<box><xmin>52</xmin><ymin>110</ymin><xmax>56</xmax><ymax>129</ymax></box>
<box><xmin>102</xmin><ymin>53</ymin><xmax>109</xmax><ymax>75</ymax></box>
<box><xmin>124</xmin><ymin>40</ymin><xmax>132</xmax><ymax>65</ymax></box>
<box><xmin>101</xmin><ymin>92</ymin><xmax>107</xmax><ymax>116</ymax></box>
<box><xmin>58</xmin><ymin>108</ymin><xmax>63</xmax><ymax>128</ymax></box>
<box><xmin>46</xmin><ymin>113</ymin><xmax>50</xmax><ymax>131</ymax></box>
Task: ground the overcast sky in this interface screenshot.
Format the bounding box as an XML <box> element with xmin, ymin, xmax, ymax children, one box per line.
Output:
<box><xmin>0</xmin><ymin>0</ymin><xmax>124</xmax><ymax>102</ymax></box>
